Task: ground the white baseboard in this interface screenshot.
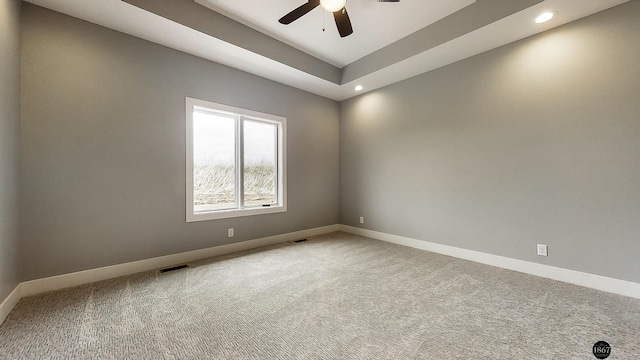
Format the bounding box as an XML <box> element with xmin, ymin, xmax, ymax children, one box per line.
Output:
<box><xmin>341</xmin><ymin>225</ymin><xmax>640</xmax><ymax>299</ymax></box>
<box><xmin>10</xmin><ymin>224</ymin><xmax>339</xmax><ymax>302</ymax></box>
<box><xmin>0</xmin><ymin>284</ymin><xmax>22</xmax><ymax>326</ymax></box>
<box><xmin>5</xmin><ymin>222</ymin><xmax>635</xmax><ymax>324</ymax></box>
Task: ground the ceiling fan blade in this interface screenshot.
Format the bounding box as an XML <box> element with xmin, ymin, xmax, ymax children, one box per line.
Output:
<box><xmin>333</xmin><ymin>7</ymin><xmax>353</xmax><ymax>38</ymax></box>
<box><xmin>279</xmin><ymin>0</ymin><xmax>320</xmax><ymax>24</ymax></box>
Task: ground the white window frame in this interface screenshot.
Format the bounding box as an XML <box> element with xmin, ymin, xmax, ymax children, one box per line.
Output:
<box><xmin>186</xmin><ymin>97</ymin><xmax>287</xmax><ymax>222</ymax></box>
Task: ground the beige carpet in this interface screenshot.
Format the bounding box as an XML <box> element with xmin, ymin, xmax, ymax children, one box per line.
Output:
<box><xmin>1</xmin><ymin>232</ymin><xmax>639</xmax><ymax>359</ymax></box>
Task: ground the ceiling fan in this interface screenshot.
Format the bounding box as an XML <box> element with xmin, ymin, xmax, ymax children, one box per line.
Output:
<box><xmin>279</xmin><ymin>0</ymin><xmax>400</xmax><ymax>38</ymax></box>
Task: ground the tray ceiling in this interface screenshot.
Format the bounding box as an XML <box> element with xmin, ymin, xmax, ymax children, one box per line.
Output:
<box><xmin>25</xmin><ymin>0</ymin><xmax>629</xmax><ymax>100</ymax></box>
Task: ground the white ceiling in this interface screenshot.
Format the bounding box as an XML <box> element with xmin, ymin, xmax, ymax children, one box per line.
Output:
<box><xmin>195</xmin><ymin>0</ymin><xmax>476</xmax><ymax>67</ymax></box>
<box><xmin>25</xmin><ymin>0</ymin><xmax>629</xmax><ymax>101</ymax></box>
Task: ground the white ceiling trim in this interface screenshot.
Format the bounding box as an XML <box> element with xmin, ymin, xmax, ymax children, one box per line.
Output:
<box><xmin>25</xmin><ymin>0</ymin><xmax>629</xmax><ymax>101</ymax></box>
<box><xmin>338</xmin><ymin>0</ymin><xmax>630</xmax><ymax>100</ymax></box>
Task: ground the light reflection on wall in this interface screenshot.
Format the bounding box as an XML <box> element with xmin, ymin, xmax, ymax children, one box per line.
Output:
<box><xmin>488</xmin><ymin>31</ymin><xmax>583</xmax><ymax>108</ymax></box>
<box><xmin>513</xmin><ymin>32</ymin><xmax>578</xmax><ymax>81</ymax></box>
<box><xmin>349</xmin><ymin>91</ymin><xmax>390</xmax><ymax>130</ymax></box>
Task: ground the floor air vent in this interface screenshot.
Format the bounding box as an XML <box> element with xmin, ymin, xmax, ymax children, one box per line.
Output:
<box><xmin>160</xmin><ymin>264</ymin><xmax>189</xmax><ymax>273</ymax></box>
<box><xmin>293</xmin><ymin>239</ymin><xmax>308</xmax><ymax>243</ymax></box>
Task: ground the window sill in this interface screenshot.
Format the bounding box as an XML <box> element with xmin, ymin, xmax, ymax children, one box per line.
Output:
<box><xmin>186</xmin><ymin>205</ymin><xmax>287</xmax><ymax>222</ymax></box>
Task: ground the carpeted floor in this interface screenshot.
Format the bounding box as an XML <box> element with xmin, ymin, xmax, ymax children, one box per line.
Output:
<box><xmin>1</xmin><ymin>232</ymin><xmax>639</xmax><ymax>359</ymax></box>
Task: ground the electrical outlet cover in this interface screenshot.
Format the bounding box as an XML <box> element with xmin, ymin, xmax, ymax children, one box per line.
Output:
<box><xmin>537</xmin><ymin>244</ymin><xmax>548</xmax><ymax>256</ymax></box>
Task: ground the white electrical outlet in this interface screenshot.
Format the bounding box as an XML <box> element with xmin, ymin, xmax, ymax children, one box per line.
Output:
<box><xmin>537</xmin><ymin>244</ymin><xmax>548</xmax><ymax>257</ymax></box>
<box><xmin>228</xmin><ymin>228</ymin><xmax>234</xmax><ymax>237</ymax></box>
<box><xmin>359</xmin><ymin>216</ymin><xmax>364</xmax><ymax>224</ymax></box>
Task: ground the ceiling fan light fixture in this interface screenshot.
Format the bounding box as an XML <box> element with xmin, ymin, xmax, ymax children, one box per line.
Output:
<box><xmin>320</xmin><ymin>0</ymin><xmax>347</xmax><ymax>12</ymax></box>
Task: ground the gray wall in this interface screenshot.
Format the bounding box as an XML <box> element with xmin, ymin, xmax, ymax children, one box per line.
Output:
<box><xmin>340</xmin><ymin>2</ymin><xmax>640</xmax><ymax>283</ymax></box>
<box><xmin>16</xmin><ymin>1</ymin><xmax>640</xmax><ymax>285</ymax></box>
<box><xmin>20</xmin><ymin>4</ymin><xmax>339</xmax><ymax>281</ymax></box>
<box><xmin>0</xmin><ymin>0</ymin><xmax>21</xmax><ymax>300</ymax></box>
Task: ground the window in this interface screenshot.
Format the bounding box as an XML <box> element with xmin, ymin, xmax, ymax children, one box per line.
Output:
<box><xmin>186</xmin><ymin>97</ymin><xmax>286</xmax><ymax>222</ymax></box>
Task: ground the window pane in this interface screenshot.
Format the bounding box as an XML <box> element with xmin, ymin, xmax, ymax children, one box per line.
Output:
<box><xmin>193</xmin><ymin>111</ymin><xmax>236</xmax><ymax>212</ymax></box>
<box><xmin>243</xmin><ymin>120</ymin><xmax>277</xmax><ymax>207</ymax></box>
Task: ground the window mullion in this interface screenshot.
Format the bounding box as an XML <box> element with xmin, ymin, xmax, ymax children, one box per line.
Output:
<box><xmin>274</xmin><ymin>125</ymin><xmax>279</xmax><ymax>202</ymax></box>
<box><xmin>237</xmin><ymin>116</ymin><xmax>245</xmax><ymax>210</ymax></box>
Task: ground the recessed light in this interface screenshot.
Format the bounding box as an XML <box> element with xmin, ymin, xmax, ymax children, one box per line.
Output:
<box><xmin>355</xmin><ymin>85</ymin><xmax>364</xmax><ymax>91</ymax></box>
<box><xmin>535</xmin><ymin>12</ymin><xmax>555</xmax><ymax>24</ymax></box>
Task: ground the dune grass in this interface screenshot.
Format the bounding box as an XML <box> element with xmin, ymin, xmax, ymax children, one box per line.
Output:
<box><xmin>194</xmin><ymin>163</ymin><xmax>275</xmax><ymax>206</ymax></box>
